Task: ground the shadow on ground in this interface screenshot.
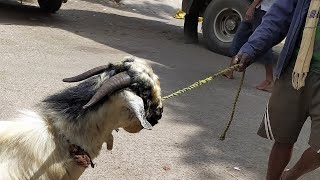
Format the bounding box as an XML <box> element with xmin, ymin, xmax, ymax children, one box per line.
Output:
<box><xmin>78</xmin><ymin>0</ymin><xmax>179</xmax><ymax>20</ymax></box>
<box><xmin>162</xmin><ymin>78</ymin><xmax>271</xmax><ymax>179</ymax></box>
<box><xmin>0</xmin><ymin>0</ymin><xmax>185</xmax><ymax>65</ymax></box>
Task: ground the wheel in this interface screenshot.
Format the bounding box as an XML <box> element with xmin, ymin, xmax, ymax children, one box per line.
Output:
<box><xmin>203</xmin><ymin>0</ymin><xmax>250</xmax><ymax>56</ymax></box>
<box><xmin>38</xmin><ymin>0</ymin><xmax>63</xmax><ymax>13</ymax></box>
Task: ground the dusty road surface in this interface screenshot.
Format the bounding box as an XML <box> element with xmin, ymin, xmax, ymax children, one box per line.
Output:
<box><xmin>0</xmin><ymin>0</ymin><xmax>319</xmax><ymax>179</ymax></box>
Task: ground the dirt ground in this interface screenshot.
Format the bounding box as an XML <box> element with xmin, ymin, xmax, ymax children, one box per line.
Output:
<box><xmin>0</xmin><ymin>0</ymin><xmax>319</xmax><ymax>179</ymax></box>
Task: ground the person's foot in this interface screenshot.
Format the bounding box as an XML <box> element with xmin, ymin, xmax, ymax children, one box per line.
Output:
<box><xmin>256</xmin><ymin>80</ymin><xmax>273</xmax><ymax>92</ymax></box>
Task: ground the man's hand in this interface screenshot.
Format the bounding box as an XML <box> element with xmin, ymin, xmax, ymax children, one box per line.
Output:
<box><xmin>232</xmin><ymin>52</ymin><xmax>253</xmax><ymax>72</ymax></box>
<box><xmin>245</xmin><ymin>6</ymin><xmax>255</xmax><ymax>21</ymax></box>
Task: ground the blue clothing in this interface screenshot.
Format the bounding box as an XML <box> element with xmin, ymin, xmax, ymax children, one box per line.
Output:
<box><xmin>239</xmin><ymin>0</ymin><xmax>310</xmax><ymax>77</ymax></box>
<box><xmin>230</xmin><ymin>8</ymin><xmax>273</xmax><ymax>64</ymax></box>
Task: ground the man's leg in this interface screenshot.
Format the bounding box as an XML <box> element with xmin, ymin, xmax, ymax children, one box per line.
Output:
<box><xmin>266</xmin><ymin>142</ymin><xmax>294</xmax><ymax>180</ymax></box>
<box><xmin>251</xmin><ymin>9</ymin><xmax>275</xmax><ymax>91</ymax></box>
<box><xmin>184</xmin><ymin>0</ymin><xmax>205</xmax><ymax>44</ymax></box>
<box><xmin>257</xmin><ymin>65</ymin><xmax>309</xmax><ymax>180</ymax></box>
<box><xmin>281</xmin><ymin>72</ymin><xmax>320</xmax><ymax>179</ymax></box>
<box><xmin>184</xmin><ymin>13</ymin><xmax>198</xmax><ymax>44</ymax></box>
<box><xmin>281</xmin><ymin>148</ymin><xmax>320</xmax><ymax>180</ymax></box>
<box><xmin>265</xmin><ymin>64</ymin><xmax>274</xmax><ymax>82</ymax></box>
<box><xmin>256</xmin><ymin>63</ymin><xmax>274</xmax><ymax>92</ymax></box>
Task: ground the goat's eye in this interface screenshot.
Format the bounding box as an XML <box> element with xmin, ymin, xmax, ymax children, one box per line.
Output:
<box><xmin>130</xmin><ymin>83</ymin><xmax>139</xmax><ymax>92</ymax></box>
<box><xmin>136</xmin><ymin>85</ymin><xmax>151</xmax><ymax>97</ymax></box>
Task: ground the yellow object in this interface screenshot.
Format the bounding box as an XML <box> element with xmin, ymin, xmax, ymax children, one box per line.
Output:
<box><xmin>174</xmin><ymin>9</ymin><xmax>203</xmax><ymax>22</ymax></box>
<box><xmin>292</xmin><ymin>0</ymin><xmax>320</xmax><ymax>90</ymax></box>
<box><xmin>174</xmin><ymin>10</ymin><xmax>186</xmax><ymax>19</ymax></box>
<box><xmin>219</xmin><ymin>70</ymin><xmax>246</xmax><ymax>141</ymax></box>
<box><xmin>162</xmin><ymin>64</ymin><xmax>242</xmax><ymax>101</ymax></box>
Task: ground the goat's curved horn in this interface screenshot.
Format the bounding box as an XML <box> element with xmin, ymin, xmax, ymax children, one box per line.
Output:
<box><xmin>63</xmin><ymin>65</ymin><xmax>110</xmax><ymax>82</ymax></box>
<box><xmin>83</xmin><ymin>72</ymin><xmax>132</xmax><ymax>109</ymax></box>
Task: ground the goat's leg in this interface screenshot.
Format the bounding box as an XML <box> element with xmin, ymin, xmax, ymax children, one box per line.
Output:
<box><xmin>106</xmin><ymin>134</ymin><xmax>114</xmax><ymax>150</ymax></box>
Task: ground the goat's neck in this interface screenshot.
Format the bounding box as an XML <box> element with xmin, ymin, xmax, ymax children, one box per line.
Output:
<box><xmin>50</xmin><ymin>101</ymin><xmax>121</xmax><ymax>160</ymax></box>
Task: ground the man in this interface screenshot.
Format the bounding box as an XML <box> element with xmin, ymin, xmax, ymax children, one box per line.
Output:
<box><xmin>182</xmin><ymin>0</ymin><xmax>206</xmax><ymax>44</ymax></box>
<box><xmin>224</xmin><ymin>0</ymin><xmax>275</xmax><ymax>92</ymax></box>
<box><xmin>234</xmin><ymin>0</ymin><xmax>320</xmax><ymax>179</ymax></box>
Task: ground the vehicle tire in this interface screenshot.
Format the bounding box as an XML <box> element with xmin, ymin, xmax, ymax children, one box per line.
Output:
<box><xmin>203</xmin><ymin>0</ymin><xmax>250</xmax><ymax>56</ymax></box>
<box><xmin>38</xmin><ymin>0</ymin><xmax>63</xmax><ymax>13</ymax></box>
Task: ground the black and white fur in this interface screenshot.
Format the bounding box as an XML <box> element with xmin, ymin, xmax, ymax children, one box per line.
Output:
<box><xmin>0</xmin><ymin>56</ymin><xmax>163</xmax><ymax>180</ymax></box>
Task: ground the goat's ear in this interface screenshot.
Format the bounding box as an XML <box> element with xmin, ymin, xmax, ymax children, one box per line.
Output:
<box><xmin>126</xmin><ymin>92</ymin><xmax>153</xmax><ymax>130</ymax></box>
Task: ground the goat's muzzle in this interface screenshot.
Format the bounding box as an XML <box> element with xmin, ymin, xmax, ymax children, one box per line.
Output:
<box><xmin>146</xmin><ymin>105</ymin><xmax>163</xmax><ymax>126</ymax></box>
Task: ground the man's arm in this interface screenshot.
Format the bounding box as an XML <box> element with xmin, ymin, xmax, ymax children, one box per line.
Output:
<box><xmin>251</xmin><ymin>0</ymin><xmax>263</xmax><ymax>8</ymax></box>
<box><xmin>239</xmin><ymin>0</ymin><xmax>297</xmax><ymax>62</ymax></box>
<box><xmin>245</xmin><ymin>0</ymin><xmax>263</xmax><ymax>21</ymax></box>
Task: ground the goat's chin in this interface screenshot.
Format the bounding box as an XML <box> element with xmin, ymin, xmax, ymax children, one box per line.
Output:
<box><xmin>123</xmin><ymin>125</ymin><xmax>143</xmax><ymax>133</ymax></box>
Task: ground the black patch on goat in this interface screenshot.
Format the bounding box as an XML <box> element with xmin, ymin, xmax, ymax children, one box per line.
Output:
<box><xmin>41</xmin><ymin>76</ymin><xmax>108</xmax><ymax>122</ymax></box>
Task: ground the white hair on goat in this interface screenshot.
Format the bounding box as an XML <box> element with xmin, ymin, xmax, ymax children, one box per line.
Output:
<box><xmin>0</xmin><ymin>56</ymin><xmax>163</xmax><ymax>180</ymax></box>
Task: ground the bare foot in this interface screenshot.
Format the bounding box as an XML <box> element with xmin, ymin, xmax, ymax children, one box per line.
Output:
<box><xmin>222</xmin><ymin>71</ymin><xmax>234</xmax><ymax>79</ymax></box>
<box><xmin>256</xmin><ymin>80</ymin><xmax>273</xmax><ymax>92</ymax></box>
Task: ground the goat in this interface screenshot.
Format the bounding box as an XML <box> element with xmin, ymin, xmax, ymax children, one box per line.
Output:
<box><xmin>0</xmin><ymin>56</ymin><xmax>163</xmax><ymax>180</ymax></box>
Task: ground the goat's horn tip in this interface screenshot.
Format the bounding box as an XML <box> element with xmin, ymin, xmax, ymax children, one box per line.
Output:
<box><xmin>62</xmin><ymin>78</ymin><xmax>71</xmax><ymax>82</ymax></box>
